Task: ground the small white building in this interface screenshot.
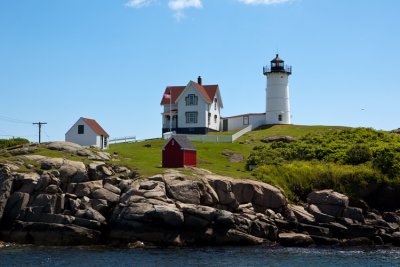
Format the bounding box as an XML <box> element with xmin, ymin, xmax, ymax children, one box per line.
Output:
<box><xmin>65</xmin><ymin>117</ymin><xmax>109</xmax><ymax>149</ymax></box>
<box><xmin>221</xmin><ymin>113</ymin><xmax>266</xmax><ymax>132</ymax></box>
<box><xmin>160</xmin><ymin>76</ymin><xmax>223</xmax><ymax>135</ymax></box>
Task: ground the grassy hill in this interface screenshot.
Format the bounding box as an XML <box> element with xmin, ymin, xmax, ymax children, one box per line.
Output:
<box><xmin>109</xmin><ymin>125</ymin><xmax>400</xmax><ymax>207</ymax></box>
<box><xmin>108</xmin><ymin>125</ymin><xmax>348</xmax><ymax>178</ymax></box>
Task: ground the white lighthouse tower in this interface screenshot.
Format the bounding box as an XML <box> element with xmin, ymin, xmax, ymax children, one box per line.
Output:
<box><xmin>263</xmin><ymin>54</ymin><xmax>292</xmax><ymax>124</ymax></box>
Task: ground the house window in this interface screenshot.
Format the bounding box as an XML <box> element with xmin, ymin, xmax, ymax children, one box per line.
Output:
<box><xmin>243</xmin><ymin>116</ymin><xmax>249</xmax><ymax>125</ymax></box>
<box><xmin>185</xmin><ymin>112</ymin><xmax>198</xmax><ymax>124</ymax></box>
<box><xmin>78</xmin><ymin>125</ymin><xmax>84</xmax><ymax>134</ymax></box>
<box><xmin>214</xmin><ymin>115</ymin><xmax>217</xmax><ymax>123</ymax></box>
<box><xmin>208</xmin><ymin>113</ymin><xmax>211</xmax><ymax>125</ymax></box>
<box><xmin>278</xmin><ymin>114</ymin><xmax>283</xmax><ymax>121</ymax></box>
<box><xmin>214</xmin><ymin>98</ymin><xmax>217</xmax><ymax>110</ymax></box>
<box><xmin>185</xmin><ymin>94</ymin><xmax>198</xmax><ymax>106</ymax></box>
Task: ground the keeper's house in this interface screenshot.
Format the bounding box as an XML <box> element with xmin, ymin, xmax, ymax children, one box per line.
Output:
<box><xmin>160</xmin><ymin>76</ymin><xmax>223</xmax><ymax>135</ymax></box>
<box><xmin>65</xmin><ymin>117</ymin><xmax>109</xmax><ymax>149</ymax></box>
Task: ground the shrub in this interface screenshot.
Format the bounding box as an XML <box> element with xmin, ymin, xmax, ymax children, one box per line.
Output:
<box><xmin>0</xmin><ymin>138</ymin><xmax>30</xmax><ymax>149</ymax></box>
<box><xmin>252</xmin><ymin>161</ymin><xmax>384</xmax><ymax>203</ymax></box>
<box><xmin>345</xmin><ymin>144</ymin><xmax>372</xmax><ymax>165</ymax></box>
<box><xmin>373</xmin><ymin>148</ymin><xmax>400</xmax><ymax>178</ymax></box>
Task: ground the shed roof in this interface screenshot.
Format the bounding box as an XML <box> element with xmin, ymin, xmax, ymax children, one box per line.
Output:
<box><xmin>82</xmin><ymin>117</ymin><xmax>109</xmax><ymax>137</ymax></box>
<box><xmin>162</xmin><ymin>135</ymin><xmax>196</xmax><ymax>151</ymax></box>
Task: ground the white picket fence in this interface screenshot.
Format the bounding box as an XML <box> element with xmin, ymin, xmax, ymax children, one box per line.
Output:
<box><xmin>108</xmin><ymin>136</ymin><xmax>136</xmax><ymax>144</ymax></box>
<box><xmin>163</xmin><ymin>125</ymin><xmax>253</xmax><ymax>143</ymax></box>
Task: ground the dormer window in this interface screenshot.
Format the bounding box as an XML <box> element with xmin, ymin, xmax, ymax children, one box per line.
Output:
<box><xmin>185</xmin><ymin>94</ymin><xmax>198</xmax><ymax>106</ymax></box>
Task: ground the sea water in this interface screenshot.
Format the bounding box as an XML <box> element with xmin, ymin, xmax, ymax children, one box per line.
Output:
<box><xmin>1</xmin><ymin>246</ymin><xmax>400</xmax><ymax>267</ymax></box>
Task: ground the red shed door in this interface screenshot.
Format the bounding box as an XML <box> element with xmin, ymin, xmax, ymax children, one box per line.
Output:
<box><xmin>162</xmin><ymin>139</ymin><xmax>184</xmax><ymax>168</ymax></box>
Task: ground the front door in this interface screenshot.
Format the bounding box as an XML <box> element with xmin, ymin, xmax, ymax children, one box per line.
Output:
<box><xmin>100</xmin><ymin>135</ymin><xmax>104</xmax><ymax>149</ymax></box>
<box><xmin>223</xmin><ymin>119</ymin><xmax>228</xmax><ymax>132</ymax></box>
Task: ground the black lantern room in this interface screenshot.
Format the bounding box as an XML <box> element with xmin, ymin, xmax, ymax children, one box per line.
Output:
<box><xmin>263</xmin><ymin>54</ymin><xmax>292</xmax><ymax>75</ymax></box>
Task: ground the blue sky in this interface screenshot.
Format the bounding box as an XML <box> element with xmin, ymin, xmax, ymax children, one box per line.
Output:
<box><xmin>0</xmin><ymin>0</ymin><xmax>399</xmax><ymax>141</ymax></box>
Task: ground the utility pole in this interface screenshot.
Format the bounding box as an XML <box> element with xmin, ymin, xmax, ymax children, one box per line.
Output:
<box><xmin>32</xmin><ymin>122</ymin><xmax>47</xmax><ymax>143</ymax></box>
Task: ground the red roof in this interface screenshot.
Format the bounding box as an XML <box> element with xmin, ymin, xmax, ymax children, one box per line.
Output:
<box><xmin>160</xmin><ymin>81</ymin><xmax>219</xmax><ymax>105</ymax></box>
<box><xmin>82</xmin><ymin>118</ymin><xmax>109</xmax><ymax>137</ymax></box>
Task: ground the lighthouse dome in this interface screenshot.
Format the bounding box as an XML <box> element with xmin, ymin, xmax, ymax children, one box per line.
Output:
<box><xmin>271</xmin><ymin>54</ymin><xmax>284</xmax><ymax>63</ymax></box>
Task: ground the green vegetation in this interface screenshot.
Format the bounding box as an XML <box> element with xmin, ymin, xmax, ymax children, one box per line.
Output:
<box><xmin>107</xmin><ymin>125</ymin><xmax>400</xmax><ymax>204</ymax></box>
<box><xmin>248</xmin><ymin>127</ymin><xmax>400</xmax><ymax>202</ymax></box>
<box><xmin>0</xmin><ymin>138</ymin><xmax>29</xmax><ymax>149</ymax></box>
<box><xmin>108</xmin><ymin>125</ymin><xmax>349</xmax><ymax>179</ymax></box>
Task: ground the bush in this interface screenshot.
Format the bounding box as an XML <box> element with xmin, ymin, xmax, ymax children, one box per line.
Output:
<box><xmin>373</xmin><ymin>148</ymin><xmax>400</xmax><ymax>178</ymax></box>
<box><xmin>0</xmin><ymin>138</ymin><xmax>30</xmax><ymax>149</ymax></box>
<box><xmin>345</xmin><ymin>144</ymin><xmax>372</xmax><ymax>165</ymax></box>
<box><xmin>252</xmin><ymin>161</ymin><xmax>385</xmax><ymax>203</ymax></box>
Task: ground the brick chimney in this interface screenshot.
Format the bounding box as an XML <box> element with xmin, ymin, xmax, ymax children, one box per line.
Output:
<box><xmin>197</xmin><ymin>76</ymin><xmax>202</xmax><ymax>85</ymax></box>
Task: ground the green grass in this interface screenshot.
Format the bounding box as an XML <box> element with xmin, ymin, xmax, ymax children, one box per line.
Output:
<box><xmin>108</xmin><ymin>124</ymin><xmax>348</xmax><ymax>178</ymax></box>
<box><xmin>238</xmin><ymin>124</ymin><xmax>349</xmax><ymax>142</ymax></box>
<box><xmin>208</xmin><ymin>129</ymin><xmax>243</xmax><ymax>135</ymax></box>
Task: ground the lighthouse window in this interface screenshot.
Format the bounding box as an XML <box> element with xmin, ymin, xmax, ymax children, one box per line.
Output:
<box><xmin>278</xmin><ymin>115</ymin><xmax>283</xmax><ymax>121</ymax></box>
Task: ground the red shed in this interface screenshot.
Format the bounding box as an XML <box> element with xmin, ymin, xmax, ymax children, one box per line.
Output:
<box><xmin>162</xmin><ymin>136</ymin><xmax>196</xmax><ymax>168</ymax></box>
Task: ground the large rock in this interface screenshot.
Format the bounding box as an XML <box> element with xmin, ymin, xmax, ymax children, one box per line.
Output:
<box><xmin>215</xmin><ymin>229</ymin><xmax>264</xmax><ymax>245</ymax></box>
<box><xmin>2</xmin><ymin>192</ymin><xmax>30</xmax><ymax>225</ymax></box>
<box><xmin>14</xmin><ymin>172</ymin><xmax>40</xmax><ymax>194</ymax></box>
<box><xmin>205</xmin><ymin>175</ymin><xmax>287</xmax><ymax>211</ymax></box>
<box><xmin>307</xmin><ymin>190</ymin><xmax>349</xmax><ymax>217</ymax></box>
<box><xmin>2</xmin><ymin>221</ymin><xmax>100</xmax><ymax>245</ymax></box>
<box><xmin>121</xmin><ymin>180</ymin><xmax>168</xmax><ymax>202</ymax></box>
<box><xmin>47</xmin><ymin>142</ymin><xmax>93</xmax><ymax>157</ymax></box>
<box><xmin>164</xmin><ymin>173</ymin><xmax>202</xmax><ymax>205</ymax></box>
<box><xmin>279</xmin><ymin>232</ymin><xmax>314</xmax><ymax>247</ymax></box>
<box><xmin>73</xmin><ymin>180</ymin><xmax>103</xmax><ymax>198</ymax></box>
<box><xmin>289</xmin><ymin>204</ymin><xmax>315</xmax><ymax>224</ymax></box>
<box><xmin>92</xmin><ymin>188</ymin><xmax>120</xmax><ymax>203</ymax></box>
<box><xmin>343</xmin><ymin>207</ymin><xmax>364</xmax><ymax>223</ymax></box>
<box><xmin>306</xmin><ymin>204</ymin><xmax>335</xmax><ymax>223</ymax></box>
<box><xmin>75</xmin><ymin>208</ymin><xmax>106</xmax><ymax>224</ymax></box>
<box><xmin>0</xmin><ymin>166</ymin><xmax>14</xmax><ymax>222</ymax></box>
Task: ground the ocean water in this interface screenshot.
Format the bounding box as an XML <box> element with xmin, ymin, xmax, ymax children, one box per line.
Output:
<box><xmin>1</xmin><ymin>246</ymin><xmax>400</xmax><ymax>267</ymax></box>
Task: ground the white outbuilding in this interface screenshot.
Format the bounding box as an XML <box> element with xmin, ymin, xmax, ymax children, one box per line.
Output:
<box><xmin>65</xmin><ymin>117</ymin><xmax>109</xmax><ymax>149</ymax></box>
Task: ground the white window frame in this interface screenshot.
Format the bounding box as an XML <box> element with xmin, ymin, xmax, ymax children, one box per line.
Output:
<box><xmin>185</xmin><ymin>94</ymin><xmax>198</xmax><ymax>106</ymax></box>
<box><xmin>243</xmin><ymin>116</ymin><xmax>249</xmax><ymax>125</ymax></box>
<box><xmin>186</xmin><ymin>112</ymin><xmax>198</xmax><ymax>124</ymax></box>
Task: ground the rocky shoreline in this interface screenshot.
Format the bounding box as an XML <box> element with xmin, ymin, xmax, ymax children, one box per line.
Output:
<box><xmin>1</xmin><ymin>142</ymin><xmax>400</xmax><ymax>248</ymax></box>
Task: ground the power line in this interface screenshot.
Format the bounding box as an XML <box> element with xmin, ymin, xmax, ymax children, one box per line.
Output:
<box><xmin>0</xmin><ymin>114</ymin><xmax>32</xmax><ymax>124</ymax></box>
<box><xmin>32</xmin><ymin>122</ymin><xmax>47</xmax><ymax>143</ymax></box>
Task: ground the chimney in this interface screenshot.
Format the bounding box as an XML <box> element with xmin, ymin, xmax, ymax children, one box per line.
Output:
<box><xmin>197</xmin><ymin>76</ymin><xmax>202</xmax><ymax>85</ymax></box>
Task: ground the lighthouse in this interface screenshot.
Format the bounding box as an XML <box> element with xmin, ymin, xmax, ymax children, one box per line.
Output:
<box><xmin>263</xmin><ymin>54</ymin><xmax>292</xmax><ymax>124</ymax></box>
